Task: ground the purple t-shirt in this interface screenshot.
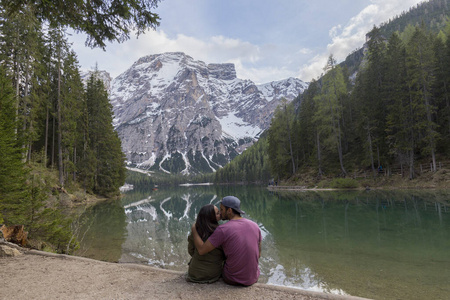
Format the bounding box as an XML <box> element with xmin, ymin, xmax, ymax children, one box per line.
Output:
<box><xmin>208</xmin><ymin>218</ymin><xmax>262</xmax><ymax>286</ymax></box>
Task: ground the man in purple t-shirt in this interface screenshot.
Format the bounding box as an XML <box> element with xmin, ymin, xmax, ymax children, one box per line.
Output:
<box><xmin>191</xmin><ymin>196</ymin><xmax>262</xmax><ymax>286</ymax></box>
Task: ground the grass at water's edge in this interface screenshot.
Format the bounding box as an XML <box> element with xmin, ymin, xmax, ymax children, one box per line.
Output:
<box><xmin>272</xmin><ymin>167</ymin><xmax>450</xmax><ymax>190</ymax></box>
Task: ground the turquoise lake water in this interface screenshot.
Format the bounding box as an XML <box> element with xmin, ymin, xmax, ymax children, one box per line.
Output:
<box><xmin>75</xmin><ymin>185</ymin><xmax>450</xmax><ymax>300</ymax></box>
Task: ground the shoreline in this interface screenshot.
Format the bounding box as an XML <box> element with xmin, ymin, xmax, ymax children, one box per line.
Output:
<box><xmin>266</xmin><ymin>185</ymin><xmax>450</xmax><ymax>191</ymax></box>
<box><xmin>1</xmin><ymin>241</ymin><xmax>371</xmax><ymax>300</ymax></box>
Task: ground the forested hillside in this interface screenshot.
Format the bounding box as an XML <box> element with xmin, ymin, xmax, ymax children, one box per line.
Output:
<box><xmin>0</xmin><ymin>1</ymin><xmax>155</xmax><ymax>251</ymax></box>
<box><xmin>215</xmin><ymin>0</ymin><xmax>450</xmax><ymax>185</ymax></box>
<box><xmin>380</xmin><ymin>0</ymin><xmax>450</xmax><ymax>37</ymax></box>
<box><xmin>341</xmin><ymin>0</ymin><xmax>450</xmax><ymax>80</ymax></box>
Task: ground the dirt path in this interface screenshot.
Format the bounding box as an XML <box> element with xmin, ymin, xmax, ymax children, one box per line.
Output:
<box><xmin>0</xmin><ymin>242</ymin><xmax>370</xmax><ymax>300</ymax></box>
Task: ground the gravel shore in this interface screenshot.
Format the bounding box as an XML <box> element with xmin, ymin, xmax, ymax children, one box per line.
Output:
<box><xmin>0</xmin><ymin>242</ymin><xmax>370</xmax><ymax>300</ymax></box>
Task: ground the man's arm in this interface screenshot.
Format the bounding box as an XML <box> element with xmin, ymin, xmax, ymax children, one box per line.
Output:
<box><xmin>258</xmin><ymin>241</ymin><xmax>261</xmax><ymax>258</ymax></box>
<box><xmin>258</xmin><ymin>227</ymin><xmax>262</xmax><ymax>258</ymax></box>
<box><xmin>191</xmin><ymin>223</ymin><xmax>216</xmax><ymax>255</ymax></box>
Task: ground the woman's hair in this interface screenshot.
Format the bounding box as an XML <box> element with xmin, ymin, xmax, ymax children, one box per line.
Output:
<box><xmin>195</xmin><ymin>204</ymin><xmax>219</xmax><ymax>242</ymax></box>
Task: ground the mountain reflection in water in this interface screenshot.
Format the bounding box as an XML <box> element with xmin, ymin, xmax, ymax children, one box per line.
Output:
<box><xmin>76</xmin><ymin>186</ymin><xmax>450</xmax><ymax>300</ymax></box>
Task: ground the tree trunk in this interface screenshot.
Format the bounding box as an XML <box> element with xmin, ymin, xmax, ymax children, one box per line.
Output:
<box><xmin>57</xmin><ymin>48</ymin><xmax>64</xmax><ymax>187</ymax></box>
<box><xmin>284</xmin><ymin>104</ymin><xmax>296</xmax><ymax>175</ymax></box>
<box><xmin>367</xmin><ymin>125</ymin><xmax>375</xmax><ymax>177</ymax></box>
<box><xmin>52</xmin><ymin>113</ymin><xmax>55</xmax><ymax>168</ymax></box>
<box><xmin>409</xmin><ymin>148</ymin><xmax>415</xmax><ymax>180</ymax></box>
<box><xmin>327</xmin><ymin>96</ymin><xmax>347</xmax><ymax>176</ymax></box>
<box><xmin>73</xmin><ymin>147</ymin><xmax>77</xmax><ymax>181</ymax></box>
<box><xmin>44</xmin><ymin>106</ymin><xmax>49</xmax><ymax>167</ymax></box>
<box><xmin>336</xmin><ymin>118</ymin><xmax>347</xmax><ymax>176</ymax></box>
<box><xmin>316</xmin><ymin>130</ymin><xmax>323</xmax><ymax>177</ymax></box>
<box><xmin>24</xmin><ymin>61</ymin><xmax>32</xmax><ymax>162</ymax></box>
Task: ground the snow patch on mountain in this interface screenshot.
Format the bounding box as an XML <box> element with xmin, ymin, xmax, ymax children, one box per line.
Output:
<box><xmin>219</xmin><ymin>113</ymin><xmax>262</xmax><ymax>139</ymax></box>
<box><xmin>109</xmin><ymin>52</ymin><xmax>308</xmax><ymax>174</ymax></box>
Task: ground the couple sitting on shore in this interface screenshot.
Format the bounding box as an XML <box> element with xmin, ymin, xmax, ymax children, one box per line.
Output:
<box><xmin>186</xmin><ymin>196</ymin><xmax>262</xmax><ymax>286</ymax></box>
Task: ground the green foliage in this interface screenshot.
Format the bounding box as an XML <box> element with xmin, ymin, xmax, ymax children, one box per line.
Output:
<box><xmin>80</xmin><ymin>73</ymin><xmax>126</xmax><ymax>196</ymax></box>
<box><xmin>125</xmin><ymin>169</ymin><xmax>214</xmax><ymax>188</ymax></box>
<box><xmin>268</xmin><ymin>100</ymin><xmax>297</xmax><ymax>179</ymax></box>
<box><xmin>1</xmin><ymin>0</ymin><xmax>162</xmax><ymax>48</ymax></box>
<box><xmin>26</xmin><ymin>175</ymin><xmax>78</xmax><ymax>253</ymax></box>
<box><xmin>0</xmin><ymin>66</ymin><xmax>29</xmax><ymax>223</ymax></box>
<box><xmin>313</xmin><ymin>57</ymin><xmax>348</xmax><ymax>176</ymax></box>
<box><xmin>0</xmin><ymin>65</ymin><xmax>77</xmax><ymax>252</ymax></box>
<box><xmin>261</xmin><ymin>6</ymin><xmax>450</xmax><ymax>183</ymax></box>
<box><xmin>328</xmin><ymin>178</ymin><xmax>359</xmax><ymax>189</ymax></box>
<box><xmin>161</xmin><ymin>152</ymin><xmax>186</xmax><ymax>173</ymax></box>
<box><xmin>0</xmin><ymin>4</ymin><xmax>128</xmax><ymax>250</ymax></box>
<box><xmin>379</xmin><ymin>0</ymin><xmax>450</xmax><ymax>38</ymax></box>
<box><xmin>187</xmin><ymin>150</ymin><xmax>214</xmax><ymax>174</ymax></box>
<box><xmin>214</xmin><ymin>137</ymin><xmax>271</xmax><ymax>184</ymax></box>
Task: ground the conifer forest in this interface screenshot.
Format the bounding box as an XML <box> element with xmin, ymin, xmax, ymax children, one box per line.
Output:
<box><xmin>215</xmin><ymin>1</ymin><xmax>450</xmax><ymax>184</ymax></box>
<box><xmin>2</xmin><ymin>0</ymin><xmax>450</xmax><ymax>251</ymax></box>
<box><xmin>0</xmin><ymin>0</ymin><xmax>160</xmax><ymax>251</ymax></box>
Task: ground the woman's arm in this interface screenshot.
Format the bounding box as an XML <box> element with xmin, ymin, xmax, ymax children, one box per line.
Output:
<box><xmin>191</xmin><ymin>223</ymin><xmax>216</xmax><ymax>255</ymax></box>
<box><xmin>187</xmin><ymin>233</ymin><xmax>195</xmax><ymax>257</ymax></box>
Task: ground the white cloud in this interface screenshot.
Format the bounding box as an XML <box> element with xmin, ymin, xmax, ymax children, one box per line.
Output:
<box><xmin>297</xmin><ymin>48</ymin><xmax>312</xmax><ymax>55</ymax></box>
<box><xmin>329</xmin><ymin>25</ymin><xmax>342</xmax><ymax>39</ymax></box>
<box><xmin>71</xmin><ymin>0</ymin><xmax>423</xmax><ymax>84</ymax></box>
<box><xmin>72</xmin><ymin>29</ymin><xmax>262</xmax><ymax>79</ymax></box>
<box><xmin>298</xmin><ymin>0</ymin><xmax>422</xmax><ymax>81</ymax></box>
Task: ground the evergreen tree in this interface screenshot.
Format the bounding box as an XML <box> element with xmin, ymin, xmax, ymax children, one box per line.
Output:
<box><xmin>214</xmin><ymin>137</ymin><xmax>270</xmax><ymax>184</ymax></box>
<box><xmin>433</xmin><ymin>30</ymin><xmax>450</xmax><ymax>150</ymax></box>
<box><xmin>60</xmin><ymin>50</ymin><xmax>84</xmax><ymax>186</ymax></box>
<box><xmin>297</xmin><ymin>80</ymin><xmax>320</xmax><ymax>172</ymax></box>
<box><xmin>0</xmin><ymin>5</ymin><xmax>46</xmax><ymax>162</ymax></box>
<box><xmin>268</xmin><ymin>101</ymin><xmax>296</xmax><ymax>179</ymax></box>
<box><xmin>383</xmin><ymin>33</ymin><xmax>411</xmax><ymax>176</ymax></box>
<box><xmin>84</xmin><ymin>73</ymin><xmax>126</xmax><ymax>196</ymax></box>
<box><xmin>1</xmin><ymin>0</ymin><xmax>162</xmax><ymax>48</ymax></box>
<box><xmin>0</xmin><ymin>66</ymin><xmax>28</xmax><ymax>224</ymax></box>
<box><xmin>364</xmin><ymin>26</ymin><xmax>388</xmax><ymax>172</ymax></box>
<box><xmin>314</xmin><ymin>55</ymin><xmax>348</xmax><ymax>176</ymax></box>
<box><xmin>406</xmin><ymin>26</ymin><xmax>439</xmax><ymax>173</ymax></box>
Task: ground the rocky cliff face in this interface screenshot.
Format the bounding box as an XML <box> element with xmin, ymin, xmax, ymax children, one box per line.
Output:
<box><xmin>109</xmin><ymin>52</ymin><xmax>308</xmax><ymax>174</ymax></box>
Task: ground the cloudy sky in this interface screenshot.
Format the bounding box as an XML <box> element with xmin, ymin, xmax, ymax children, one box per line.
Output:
<box><xmin>68</xmin><ymin>0</ymin><xmax>424</xmax><ymax>84</ymax></box>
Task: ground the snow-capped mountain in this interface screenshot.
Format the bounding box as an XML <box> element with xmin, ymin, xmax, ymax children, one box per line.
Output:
<box><xmin>109</xmin><ymin>52</ymin><xmax>308</xmax><ymax>174</ymax></box>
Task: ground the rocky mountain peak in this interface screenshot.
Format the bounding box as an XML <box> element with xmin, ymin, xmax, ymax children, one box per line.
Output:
<box><xmin>207</xmin><ymin>63</ymin><xmax>236</xmax><ymax>80</ymax></box>
<box><xmin>108</xmin><ymin>52</ymin><xmax>308</xmax><ymax>174</ymax></box>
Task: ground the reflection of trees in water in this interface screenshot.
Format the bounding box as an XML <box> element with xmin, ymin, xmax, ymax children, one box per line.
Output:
<box><xmin>106</xmin><ymin>186</ymin><xmax>449</xmax><ymax>299</ymax></box>
<box><xmin>255</xmin><ymin>189</ymin><xmax>450</xmax><ymax>298</ymax></box>
<box><xmin>74</xmin><ymin>199</ymin><xmax>127</xmax><ymax>262</ymax></box>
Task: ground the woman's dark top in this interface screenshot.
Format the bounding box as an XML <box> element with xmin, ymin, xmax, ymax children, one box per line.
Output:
<box><xmin>186</xmin><ymin>233</ymin><xmax>225</xmax><ymax>283</ymax></box>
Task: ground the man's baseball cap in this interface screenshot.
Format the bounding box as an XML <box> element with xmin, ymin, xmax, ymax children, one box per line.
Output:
<box><xmin>221</xmin><ymin>196</ymin><xmax>245</xmax><ymax>215</ymax></box>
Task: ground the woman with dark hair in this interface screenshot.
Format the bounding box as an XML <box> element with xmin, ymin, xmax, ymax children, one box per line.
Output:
<box><xmin>186</xmin><ymin>204</ymin><xmax>225</xmax><ymax>283</ymax></box>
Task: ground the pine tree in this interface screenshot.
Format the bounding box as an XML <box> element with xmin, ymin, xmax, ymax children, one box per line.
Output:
<box><xmin>364</xmin><ymin>26</ymin><xmax>388</xmax><ymax>173</ymax></box>
<box><xmin>314</xmin><ymin>55</ymin><xmax>348</xmax><ymax>176</ymax></box>
<box><xmin>268</xmin><ymin>102</ymin><xmax>296</xmax><ymax>179</ymax></box>
<box><xmin>1</xmin><ymin>0</ymin><xmax>161</xmax><ymax>48</ymax></box>
<box><xmin>406</xmin><ymin>26</ymin><xmax>439</xmax><ymax>172</ymax></box>
<box><xmin>0</xmin><ymin>65</ymin><xmax>28</xmax><ymax>224</ymax></box>
<box><xmin>60</xmin><ymin>50</ymin><xmax>84</xmax><ymax>185</ymax></box>
<box><xmin>384</xmin><ymin>33</ymin><xmax>412</xmax><ymax>177</ymax></box>
<box><xmin>297</xmin><ymin>80</ymin><xmax>320</xmax><ymax>172</ymax></box>
<box><xmin>0</xmin><ymin>5</ymin><xmax>46</xmax><ymax>162</ymax></box>
<box><xmin>84</xmin><ymin>73</ymin><xmax>126</xmax><ymax>196</ymax></box>
<box><xmin>433</xmin><ymin>30</ymin><xmax>450</xmax><ymax>149</ymax></box>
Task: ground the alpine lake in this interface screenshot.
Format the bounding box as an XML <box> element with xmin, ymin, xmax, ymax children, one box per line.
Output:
<box><xmin>74</xmin><ymin>185</ymin><xmax>450</xmax><ymax>300</ymax></box>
